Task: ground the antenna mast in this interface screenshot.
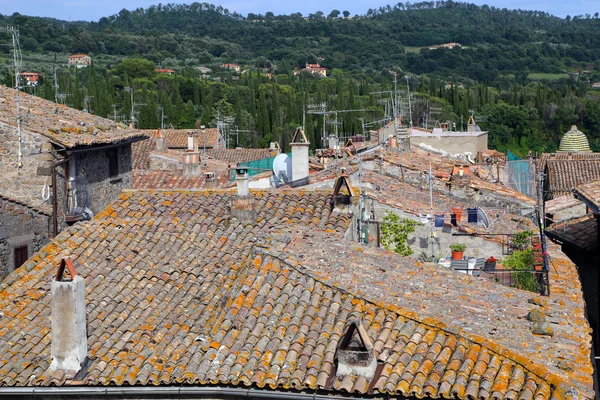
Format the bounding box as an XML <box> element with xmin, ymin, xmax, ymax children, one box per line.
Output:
<box><xmin>1</xmin><ymin>26</ymin><xmax>23</xmax><ymax>168</ymax></box>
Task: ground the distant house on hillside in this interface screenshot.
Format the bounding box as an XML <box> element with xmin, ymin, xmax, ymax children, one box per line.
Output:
<box><xmin>221</xmin><ymin>63</ymin><xmax>241</xmax><ymax>72</ymax></box>
<box><xmin>293</xmin><ymin>63</ymin><xmax>327</xmax><ymax>77</ymax></box>
<box><xmin>68</xmin><ymin>54</ymin><xmax>91</xmax><ymax>67</ymax></box>
<box><xmin>19</xmin><ymin>72</ymin><xmax>40</xmax><ymax>86</ymax></box>
<box><xmin>428</xmin><ymin>42</ymin><xmax>462</xmax><ymax>50</ymax></box>
<box><xmin>154</xmin><ymin>68</ymin><xmax>175</xmax><ymax>75</ymax></box>
<box><xmin>592</xmin><ymin>82</ymin><xmax>600</xmax><ymax>89</ymax></box>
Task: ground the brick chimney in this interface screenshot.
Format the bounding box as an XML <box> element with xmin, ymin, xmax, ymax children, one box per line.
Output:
<box><xmin>231</xmin><ymin>168</ymin><xmax>256</xmax><ymax>223</ymax></box>
<box><xmin>50</xmin><ymin>257</ymin><xmax>87</xmax><ymax>372</ymax></box>
<box><xmin>290</xmin><ymin>127</ymin><xmax>310</xmax><ymax>183</ymax></box>
<box><xmin>155</xmin><ymin>129</ymin><xmax>165</xmax><ymax>151</ymax></box>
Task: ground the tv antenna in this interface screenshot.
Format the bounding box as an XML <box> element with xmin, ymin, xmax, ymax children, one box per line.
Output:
<box><xmin>0</xmin><ymin>26</ymin><xmax>23</xmax><ymax>168</ymax></box>
<box><xmin>123</xmin><ymin>87</ymin><xmax>146</xmax><ymax>127</ymax></box>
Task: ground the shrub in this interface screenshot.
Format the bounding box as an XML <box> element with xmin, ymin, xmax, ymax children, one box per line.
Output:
<box><xmin>449</xmin><ymin>243</ymin><xmax>467</xmax><ymax>252</ymax></box>
<box><xmin>504</xmin><ymin>249</ymin><xmax>539</xmax><ymax>292</ymax></box>
<box><xmin>380</xmin><ymin>212</ymin><xmax>418</xmax><ymax>256</ymax></box>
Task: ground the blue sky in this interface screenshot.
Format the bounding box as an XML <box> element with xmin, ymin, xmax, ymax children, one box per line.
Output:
<box><xmin>0</xmin><ymin>0</ymin><xmax>596</xmax><ymax>22</ymax></box>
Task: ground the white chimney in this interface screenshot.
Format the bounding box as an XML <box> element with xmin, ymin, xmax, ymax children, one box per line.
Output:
<box><xmin>235</xmin><ymin>167</ymin><xmax>249</xmax><ymax>196</ymax></box>
<box><xmin>155</xmin><ymin>129</ymin><xmax>165</xmax><ymax>151</ymax></box>
<box><xmin>204</xmin><ymin>171</ymin><xmax>216</xmax><ymax>189</ymax></box>
<box><xmin>187</xmin><ymin>131</ymin><xmax>198</xmax><ymax>152</ymax></box>
<box><xmin>50</xmin><ymin>257</ymin><xmax>87</xmax><ymax>372</ymax></box>
<box><xmin>290</xmin><ymin>128</ymin><xmax>310</xmax><ymax>182</ymax></box>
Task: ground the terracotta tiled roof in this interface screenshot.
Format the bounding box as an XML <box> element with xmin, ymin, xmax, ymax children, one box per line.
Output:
<box><xmin>132</xmin><ymin>170</ymin><xmax>229</xmax><ymax>189</ymax></box>
<box><xmin>546</xmin><ymin>214</ymin><xmax>598</xmax><ymax>251</ymax></box>
<box><xmin>132</xmin><ymin>133</ymin><xmax>155</xmax><ymax>169</ymax></box>
<box><xmin>0</xmin><ymin>192</ymin><xmax>51</xmax><ymax>216</ymax></box>
<box><xmin>162</xmin><ymin>128</ymin><xmax>222</xmax><ymax>148</ymax></box>
<box><xmin>545</xmin><ymin>195</ymin><xmax>583</xmax><ymax>215</ymax></box>
<box><xmin>0</xmin><ymin>190</ymin><xmax>592</xmax><ymax>398</ymax></box>
<box><xmin>207</xmin><ymin>148</ymin><xmax>277</xmax><ymax>164</ymax></box>
<box><xmin>0</xmin><ymin>86</ymin><xmax>146</xmax><ymax>148</ymax></box>
<box><xmin>544</xmin><ymin>159</ymin><xmax>600</xmax><ymax>198</ymax></box>
<box><xmin>574</xmin><ymin>179</ymin><xmax>600</xmax><ymax>213</ymax></box>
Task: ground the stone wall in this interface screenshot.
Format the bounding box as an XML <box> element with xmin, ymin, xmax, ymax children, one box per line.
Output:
<box><xmin>411</xmin><ymin>133</ymin><xmax>488</xmax><ymax>155</ymax></box>
<box><xmin>0</xmin><ymin>197</ymin><xmax>51</xmax><ymax>277</ymax></box>
<box><xmin>72</xmin><ymin>144</ymin><xmax>133</xmax><ymax>215</ymax></box>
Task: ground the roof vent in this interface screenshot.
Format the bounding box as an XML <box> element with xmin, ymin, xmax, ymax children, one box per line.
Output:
<box><xmin>332</xmin><ymin>172</ymin><xmax>353</xmax><ymax>213</ymax></box>
<box><xmin>50</xmin><ymin>257</ymin><xmax>87</xmax><ymax>373</ymax></box>
<box><xmin>336</xmin><ymin>319</ymin><xmax>376</xmax><ymax>380</ymax></box>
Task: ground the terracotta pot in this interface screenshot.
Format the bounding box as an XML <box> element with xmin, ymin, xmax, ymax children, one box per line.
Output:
<box><xmin>534</xmin><ymin>264</ymin><xmax>543</xmax><ymax>271</ymax></box>
<box><xmin>451</xmin><ymin>250</ymin><xmax>464</xmax><ymax>261</ymax></box>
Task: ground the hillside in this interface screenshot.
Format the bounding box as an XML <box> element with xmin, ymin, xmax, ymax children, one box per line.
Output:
<box><xmin>1</xmin><ymin>1</ymin><xmax>599</xmax><ymax>81</ymax></box>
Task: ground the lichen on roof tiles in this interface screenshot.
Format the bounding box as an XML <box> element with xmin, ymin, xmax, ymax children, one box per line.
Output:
<box><xmin>0</xmin><ymin>86</ymin><xmax>146</xmax><ymax>148</ymax></box>
<box><xmin>0</xmin><ymin>187</ymin><xmax>593</xmax><ymax>398</ymax></box>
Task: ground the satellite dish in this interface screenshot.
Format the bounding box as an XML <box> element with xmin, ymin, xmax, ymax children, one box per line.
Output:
<box><xmin>273</xmin><ymin>153</ymin><xmax>292</xmax><ymax>184</ymax></box>
<box><xmin>476</xmin><ymin>207</ymin><xmax>490</xmax><ymax>229</ymax></box>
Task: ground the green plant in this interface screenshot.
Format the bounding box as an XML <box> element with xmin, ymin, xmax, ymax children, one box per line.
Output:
<box><xmin>380</xmin><ymin>212</ymin><xmax>418</xmax><ymax>256</ymax></box>
<box><xmin>504</xmin><ymin>249</ymin><xmax>539</xmax><ymax>292</ymax></box>
<box><xmin>449</xmin><ymin>243</ymin><xmax>467</xmax><ymax>252</ymax></box>
<box><xmin>512</xmin><ymin>230</ymin><xmax>534</xmax><ymax>249</ymax></box>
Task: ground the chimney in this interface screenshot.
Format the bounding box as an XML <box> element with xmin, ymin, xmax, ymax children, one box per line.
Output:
<box><xmin>230</xmin><ymin>167</ymin><xmax>256</xmax><ymax>223</ymax></box>
<box><xmin>155</xmin><ymin>129</ymin><xmax>166</xmax><ymax>151</ymax></box>
<box><xmin>187</xmin><ymin>131</ymin><xmax>198</xmax><ymax>152</ymax></box>
<box><xmin>235</xmin><ymin>167</ymin><xmax>249</xmax><ymax>197</ymax></box>
<box><xmin>328</xmin><ymin>134</ymin><xmax>338</xmax><ymax>150</ymax></box>
<box><xmin>204</xmin><ymin>171</ymin><xmax>216</xmax><ymax>189</ymax></box>
<box><xmin>290</xmin><ymin>127</ymin><xmax>310</xmax><ymax>185</ymax></box>
<box><xmin>50</xmin><ymin>257</ymin><xmax>87</xmax><ymax>372</ymax></box>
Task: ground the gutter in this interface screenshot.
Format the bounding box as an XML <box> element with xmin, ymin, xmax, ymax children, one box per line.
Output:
<box><xmin>0</xmin><ymin>386</ymin><xmax>375</xmax><ymax>399</ymax></box>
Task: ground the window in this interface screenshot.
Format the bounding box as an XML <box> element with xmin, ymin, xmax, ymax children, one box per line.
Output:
<box><xmin>108</xmin><ymin>148</ymin><xmax>119</xmax><ymax>177</ymax></box>
<box><xmin>13</xmin><ymin>245</ymin><xmax>28</xmax><ymax>271</ymax></box>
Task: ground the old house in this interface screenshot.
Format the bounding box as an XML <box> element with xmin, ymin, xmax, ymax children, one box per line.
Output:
<box><xmin>221</xmin><ymin>63</ymin><xmax>241</xmax><ymax>72</ymax></box>
<box><xmin>19</xmin><ymin>72</ymin><xmax>41</xmax><ymax>86</ymax></box>
<box><xmin>410</xmin><ymin>118</ymin><xmax>488</xmax><ymax>157</ymax></box>
<box><xmin>540</xmin><ymin>126</ymin><xmax>600</xmax><ymax>200</ymax></box>
<box><xmin>154</xmin><ymin>68</ymin><xmax>175</xmax><ymax>74</ymax></box>
<box><xmin>0</xmin><ymin>170</ymin><xmax>593</xmax><ymax>397</ymax></box>
<box><xmin>0</xmin><ymin>86</ymin><xmax>145</xmax><ymax>276</ymax></box>
<box><xmin>67</xmin><ymin>54</ymin><xmax>91</xmax><ymax>67</ymax></box>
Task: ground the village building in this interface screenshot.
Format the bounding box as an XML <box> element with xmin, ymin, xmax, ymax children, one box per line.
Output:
<box><xmin>409</xmin><ymin>117</ymin><xmax>488</xmax><ymax>157</ymax></box>
<box><xmin>428</xmin><ymin>42</ymin><xmax>462</xmax><ymax>50</ymax></box>
<box><xmin>221</xmin><ymin>63</ymin><xmax>241</xmax><ymax>72</ymax></box>
<box><xmin>294</xmin><ymin>63</ymin><xmax>327</xmax><ymax>77</ymax></box>
<box><xmin>0</xmin><ymin>163</ymin><xmax>593</xmax><ymax>398</ymax></box>
<box><xmin>67</xmin><ymin>53</ymin><xmax>91</xmax><ymax>67</ymax></box>
<box><xmin>0</xmin><ymin>86</ymin><xmax>145</xmax><ymax>277</ymax></box>
<box><xmin>154</xmin><ymin>68</ymin><xmax>175</xmax><ymax>74</ymax></box>
<box><xmin>540</xmin><ymin>126</ymin><xmax>600</xmax><ymax>200</ymax></box>
<box><xmin>19</xmin><ymin>71</ymin><xmax>41</xmax><ymax>86</ymax></box>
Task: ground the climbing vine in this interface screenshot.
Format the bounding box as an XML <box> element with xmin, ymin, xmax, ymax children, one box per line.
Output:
<box><xmin>380</xmin><ymin>212</ymin><xmax>418</xmax><ymax>256</ymax></box>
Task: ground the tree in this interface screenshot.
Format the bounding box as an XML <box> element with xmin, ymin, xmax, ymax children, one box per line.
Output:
<box><xmin>343</xmin><ymin>10</ymin><xmax>350</xmax><ymax>18</ymax></box>
<box><xmin>380</xmin><ymin>212</ymin><xmax>418</xmax><ymax>256</ymax></box>
<box><xmin>328</xmin><ymin>10</ymin><xmax>341</xmax><ymax>19</ymax></box>
<box><xmin>114</xmin><ymin>58</ymin><xmax>155</xmax><ymax>79</ymax></box>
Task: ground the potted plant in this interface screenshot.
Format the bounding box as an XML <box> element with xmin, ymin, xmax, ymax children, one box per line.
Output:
<box><xmin>450</xmin><ymin>243</ymin><xmax>467</xmax><ymax>260</ymax></box>
<box><xmin>484</xmin><ymin>256</ymin><xmax>498</xmax><ymax>271</ymax></box>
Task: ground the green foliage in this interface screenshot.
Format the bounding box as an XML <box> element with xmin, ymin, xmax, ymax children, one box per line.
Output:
<box><xmin>512</xmin><ymin>230</ymin><xmax>535</xmax><ymax>249</ymax></box>
<box><xmin>504</xmin><ymin>249</ymin><xmax>539</xmax><ymax>292</ymax></box>
<box><xmin>380</xmin><ymin>212</ymin><xmax>418</xmax><ymax>256</ymax></box>
<box><xmin>449</xmin><ymin>243</ymin><xmax>467</xmax><ymax>252</ymax></box>
<box><xmin>114</xmin><ymin>58</ymin><xmax>156</xmax><ymax>80</ymax></box>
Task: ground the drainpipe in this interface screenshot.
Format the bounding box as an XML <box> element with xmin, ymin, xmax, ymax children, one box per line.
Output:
<box><xmin>52</xmin><ymin>156</ymin><xmax>71</xmax><ymax>238</ymax></box>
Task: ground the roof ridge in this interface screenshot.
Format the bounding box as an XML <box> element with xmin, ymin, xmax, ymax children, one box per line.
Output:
<box><xmin>258</xmin><ymin>248</ymin><xmax>584</xmax><ymax>398</ymax></box>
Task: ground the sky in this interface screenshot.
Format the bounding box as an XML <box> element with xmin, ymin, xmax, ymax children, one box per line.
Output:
<box><xmin>0</xmin><ymin>0</ymin><xmax>596</xmax><ymax>22</ymax></box>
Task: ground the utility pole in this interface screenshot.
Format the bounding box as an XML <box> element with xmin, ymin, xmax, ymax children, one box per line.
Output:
<box><xmin>1</xmin><ymin>26</ymin><xmax>23</xmax><ymax>168</ymax></box>
<box><xmin>406</xmin><ymin>75</ymin><xmax>413</xmax><ymax>127</ymax></box>
<box><xmin>156</xmin><ymin>106</ymin><xmax>165</xmax><ymax>130</ymax></box>
<box><xmin>429</xmin><ymin>163</ymin><xmax>435</xmax><ymax>261</ymax></box>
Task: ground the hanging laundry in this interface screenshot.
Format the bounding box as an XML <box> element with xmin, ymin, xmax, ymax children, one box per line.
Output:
<box><xmin>418</xmin><ymin>213</ymin><xmax>432</xmax><ymax>224</ymax></box>
<box><xmin>467</xmin><ymin>208</ymin><xmax>478</xmax><ymax>223</ymax></box>
<box><xmin>434</xmin><ymin>214</ymin><xmax>444</xmax><ymax>227</ymax></box>
<box><xmin>450</xmin><ymin>213</ymin><xmax>457</xmax><ymax>227</ymax></box>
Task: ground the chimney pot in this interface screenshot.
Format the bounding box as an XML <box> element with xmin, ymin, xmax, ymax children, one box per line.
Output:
<box><xmin>50</xmin><ymin>257</ymin><xmax>87</xmax><ymax>372</ymax></box>
<box><xmin>204</xmin><ymin>171</ymin><xmax>216</xmax><ymax>188</ymax></box>
<box><xmin>235</xmin><ymin>168</ymin><xmax>249</xmax><ymax>197</ymax></box>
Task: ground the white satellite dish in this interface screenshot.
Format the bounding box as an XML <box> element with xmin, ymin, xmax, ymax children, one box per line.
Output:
<box><xmin>273</xmin><ymin>153</ymin><xmax>292</xmax><ymax>184</ymax></box>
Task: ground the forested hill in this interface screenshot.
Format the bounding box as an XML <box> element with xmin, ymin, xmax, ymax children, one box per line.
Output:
<box><xmin>2</xmin><ymin>1</ymin><xmax>600</xmax><ymax>81</ymax></box>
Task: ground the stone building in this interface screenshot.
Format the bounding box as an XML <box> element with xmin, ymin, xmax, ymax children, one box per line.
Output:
<box><xmin>0</xmin><ymin>86</ymin><xmax>145</xmax><ymax>276</ymax></box>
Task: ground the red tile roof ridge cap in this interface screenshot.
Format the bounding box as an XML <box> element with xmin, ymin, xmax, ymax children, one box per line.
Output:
<box><xmin>262</xmin><ymin>247</ymin><xmax>589</xmax><ymax>399</ymax></box>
